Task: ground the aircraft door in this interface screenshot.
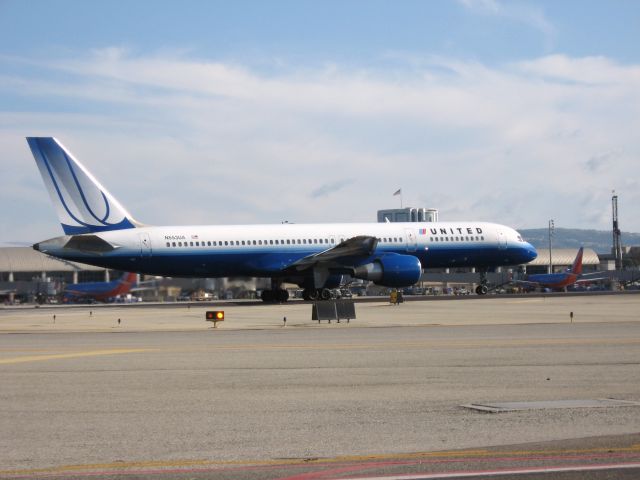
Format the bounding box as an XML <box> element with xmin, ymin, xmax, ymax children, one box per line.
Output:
<box><xmin>497</xmin><ymin>230</ymin><xmax>507</xmax><ymax>250</ymax></box>
<box><xmin>138</xmin><ymin>233</ymin><xmax>152</xmax><ymax>257</ymax></box>
<box><xmin>405</xmin><ymin>229</ymin><xmax>417</xmax><ymax>252</ymax></box>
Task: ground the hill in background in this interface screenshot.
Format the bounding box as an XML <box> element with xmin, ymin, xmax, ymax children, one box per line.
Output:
<box><xmin>520</xmin><ymin>228</ymin><xmax>640</xmax><ymax>254</ymax></box>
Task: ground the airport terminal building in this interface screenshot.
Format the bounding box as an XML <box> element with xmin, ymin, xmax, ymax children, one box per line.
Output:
<box><xmin>0</xmin><ymin>247</ymin><xmax>112</xmax><ymax>302</ymax></box>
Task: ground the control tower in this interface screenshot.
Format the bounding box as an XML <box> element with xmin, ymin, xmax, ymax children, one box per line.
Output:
<box><xmin>377</xmin><ymin>207</ymin><xmax>439</xmax><ymax>223</ymax></box>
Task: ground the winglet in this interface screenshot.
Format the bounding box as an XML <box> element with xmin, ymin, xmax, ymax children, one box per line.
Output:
<box><xmin>27</xmin><ymin>137</ymin><xmax>141</xmax><ymax>234</ymax></box>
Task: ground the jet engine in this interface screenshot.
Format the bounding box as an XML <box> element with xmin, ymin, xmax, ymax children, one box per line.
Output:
<box><xmin>352</xmin><ymin>253</ymin><xmax>422</xmax><ymax>287</ymax></box>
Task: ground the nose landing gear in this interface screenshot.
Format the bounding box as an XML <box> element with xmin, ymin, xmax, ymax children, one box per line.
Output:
<box><xmin>476</xmin><ymin>270</ymin><xmax>489</xmax><ymax>295</ymax></box>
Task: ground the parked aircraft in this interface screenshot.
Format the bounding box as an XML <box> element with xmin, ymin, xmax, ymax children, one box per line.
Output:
<box><xmin>63</xmin><ymin>272</ymin><xmax>138</xmax><ymax>302</ymax></box>
<box><xmin>27</xmin><ymin>137</ymin><xmax>537</xmax><ymax>301</ymax></box>
<box><xmin>515</xmin><ymin>247</ymin><xmax>605</xmax><ymax>291</ymax></box>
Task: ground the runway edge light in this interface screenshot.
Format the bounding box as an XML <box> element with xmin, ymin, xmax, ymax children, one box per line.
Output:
<box><xmin>206</xmin><ymin>311</ymin><xmax>224</xmax><ymax>321</ymax></box>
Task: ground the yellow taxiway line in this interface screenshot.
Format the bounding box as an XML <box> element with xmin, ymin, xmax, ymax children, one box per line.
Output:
<box><xmin>0</xmin><ymin>348</ymin><xmax>156</xmax><ymax>365</ymax></box>
<box><xmin>2</xmin><ymin>444</ymin><xmax>640</xmax><ymax>477</ymax></box>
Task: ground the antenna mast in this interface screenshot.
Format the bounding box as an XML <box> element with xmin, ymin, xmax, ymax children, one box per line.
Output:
<box><xmin>612</xmin><ymin>191</ymin><xmax>623</xmax><ymax>270</ymax></box>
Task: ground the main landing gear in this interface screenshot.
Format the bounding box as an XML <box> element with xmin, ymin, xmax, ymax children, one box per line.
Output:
<box><xmin>302</xmin><ymin>288</ymin><xmax>332</xmax><ymax>301</ymax></box>
<box><xmin>261</xmin><ymin>279</ymin><xmax>289</xmax><ymax>303</ymax></box>
<box><xmin>260</xmin><ymin>288</ymin><xmax>289</xmax><ymax>303</ymax></box>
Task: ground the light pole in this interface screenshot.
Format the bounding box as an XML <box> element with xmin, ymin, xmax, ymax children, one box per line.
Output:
<box><xmin>548</xmin><ymin>219</ymin><xmax>554</xmax><ymax>274</ymax></box>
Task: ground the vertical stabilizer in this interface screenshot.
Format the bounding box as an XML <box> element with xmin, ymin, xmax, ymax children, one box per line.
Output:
<box><xmin>569</xmin><ymin>247</ymin><xmax>584</xmax><ymax>275</ymax></box>
<box><xmin>27</xmin><ymin>137</ymin><xmax>140</xmax><ymax>234</ymax></box>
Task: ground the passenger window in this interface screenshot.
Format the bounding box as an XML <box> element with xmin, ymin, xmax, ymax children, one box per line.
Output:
<box><xmin>166</xmin><ymin>242</ymin><xmax>170</xmax><ymax>247</ymax></box>
<box><xmin>172</xmin><ymin>242</ymin><xmax>176</xmax><ymax>247</ymax></box>
<box><xmin>275</xmin><ymin>240</ymin><xmax>279</xmax><ymax>245</ymax></box>
<box><xmin>313</xmin><ymin>239</ymin><xmax>317</xmax><ymax>244</ymax></box>
<box><xmin>303</xmin><ymin>239</ymin><xmax>307</xmax><ymax>244</ymax></box>
<box><xmin>269</xmin><ymin>240</ymin><xmax>273</xmax><ymax>245</ymax></box>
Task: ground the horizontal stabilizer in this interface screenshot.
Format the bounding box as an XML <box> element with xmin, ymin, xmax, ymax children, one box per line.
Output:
<box><xmin>64</xmin><ymin>235</ymin><xmax>118</xmax><ymax>253</ymax></box>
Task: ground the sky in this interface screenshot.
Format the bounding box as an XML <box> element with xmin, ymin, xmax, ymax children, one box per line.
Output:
<box><xmin>1</xmin><ymin>0</ymin><xmax>639</xmax><ymax>244</ymax></box>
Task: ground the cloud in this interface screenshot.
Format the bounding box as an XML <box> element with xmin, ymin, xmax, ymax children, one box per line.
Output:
<box><xmin>584</xmin><ymin>151</ymin><xmax>621</xmax><ymax>172</ymax></box>
<box><xmin>1</xmin><ymin>49</ymin><xmax>640</xmax><ymax>242</ymax></box>
<box><xmin>310</xmin><ymin>179</ymin><xmax>355</xmax><ymax>198</ymax></box>
<box><xmin>517</xmin><ymin>54</ymin><xmax>640</xmax><ymax>85</ymax></box>
<box><xmin>458</xmin><ymin>0</ymin><xmax>555</xmax><ymax>41</ymax></box>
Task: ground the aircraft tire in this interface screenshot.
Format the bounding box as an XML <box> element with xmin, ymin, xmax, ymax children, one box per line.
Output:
<box><xmin>304</xmin><ymin>289</ymin><xmax>319</xmax><ymax>301</ymax></box>
<box><xmin>276</xmin><ymin>289</ymin><xmax>289</xmax><ymax>302</ymax></box>
<box><xmin>476</xmin><ymin>285</ymin><xmax>488</xmax><ymax>295</ymax></box>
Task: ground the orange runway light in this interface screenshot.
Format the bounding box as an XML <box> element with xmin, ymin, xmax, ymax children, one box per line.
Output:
<box><xmin>206</xmin><ymin>311</ymin><xmax>225</xmax><ymax>321</ymax></box>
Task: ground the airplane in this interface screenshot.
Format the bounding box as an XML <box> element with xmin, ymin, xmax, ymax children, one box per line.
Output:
<box><xmin>514</xmin><ymin>247</ymin><xmax>606</xmax><ymax>291</ymax></box>
<box><xmin>27</xmin><ymin>137</ymin><xmax>538</xmax><ymax>301</ymax></box>
<box><xmin>62</xmin><ymin>272</ymin><xmax>138</xmax><ymax>302</ymax></box>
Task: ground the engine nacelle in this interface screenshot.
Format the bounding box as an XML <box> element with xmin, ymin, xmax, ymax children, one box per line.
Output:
<box><xmin>352</xmin><ymin>253</ymin><xmax>422</xmax><ymax>287</ymax></box>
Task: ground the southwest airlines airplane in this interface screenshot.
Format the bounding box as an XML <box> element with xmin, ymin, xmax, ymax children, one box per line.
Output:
<box><xmin>63</xmin><ymin>272</ymin><xmax>138</xmax><ymax>302</ymax></box>
<box><xmin>515</xmin><ymin>247</ymin><xmax>606</xmax><ymax>291</ymax></box>
<box><xmin>27</xmin><ymin>137</ymin><xmax>537</xmax><ymax>301</ymax></box>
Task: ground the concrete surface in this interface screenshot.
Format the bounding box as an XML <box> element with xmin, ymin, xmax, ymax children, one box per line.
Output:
<box><xmin>0</xmin><ymin>295</ymin><xmax>639</xmax><ymax>478</ymax></box>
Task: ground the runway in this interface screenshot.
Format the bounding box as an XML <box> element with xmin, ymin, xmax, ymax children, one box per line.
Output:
<box><xmin>1</xmin><ymin>295</ymin><xmax>639</xmax><ymax>479</ymax></box>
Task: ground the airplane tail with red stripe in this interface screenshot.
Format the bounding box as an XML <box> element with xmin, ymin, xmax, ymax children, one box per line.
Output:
<box><xmin>569</xmin><ymin>247</ymin><xmax>584</xmax><ymax>275</ymax></box>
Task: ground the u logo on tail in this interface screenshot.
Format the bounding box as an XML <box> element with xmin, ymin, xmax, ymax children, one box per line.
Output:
<box><xmin>27</xmin><ymin>137</ymin><xmax>140</xmax><ymax>234</ymax></box>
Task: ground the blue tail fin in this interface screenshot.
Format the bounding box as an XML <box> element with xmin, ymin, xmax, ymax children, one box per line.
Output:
<box><xmin>27</xmin><ymin>137</ymin><xmax>140</xmax><ymax>234</ymax></box>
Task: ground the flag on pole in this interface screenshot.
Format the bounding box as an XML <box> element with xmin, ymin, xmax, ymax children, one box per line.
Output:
<box><xmin>393</xmin><ymin>188</ymin><xmax>401</xmax><ymax>196</ymax></box>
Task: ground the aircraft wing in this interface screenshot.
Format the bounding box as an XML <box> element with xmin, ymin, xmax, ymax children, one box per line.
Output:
<box><xmin>287</xmin><ymin>236</ymin><xmax>378</xmax><ymax>271</ymax></box>
<box><xmin>511</xmin><ymin>279</ymin><xmax>540</xmax><ymax>286</ymax></box>
<box><xmin>574</xmin><ymin>276</ymin><xmax>608</xmax><ymax>283</ymax></box>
